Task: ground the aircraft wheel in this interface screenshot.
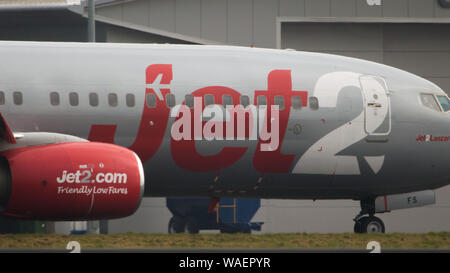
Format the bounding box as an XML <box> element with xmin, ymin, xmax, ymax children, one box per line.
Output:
<box><xmin>353</xmin><ymin>218</ymin><xmax>365</xmax><ymax>234</ymax></box>
<box><xmin>168</xmin><ymin>216</ymin><xmax>185</xmax><ymax>234</ymax></box>
<box><xmin>359</xmin><ymin>216</ymin><xmax>385</xmax><ymax>234</ymax></box>
<box><xmin>184</xmin><ymin>217</ymin><xmax>199</xmax><ymax>234</ymax></box>
<box><xmin>242</xmin><ymin>229</ymin><xmax>251</xmax><ymax>234</ymax></box>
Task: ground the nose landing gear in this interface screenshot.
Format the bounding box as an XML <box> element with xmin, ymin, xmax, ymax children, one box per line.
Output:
<box><xmin>354</xmin><ymin>216</ymin><xmax>385</xmax><ymax>233</ymax></box>
<box><xmin>354</xmin><ymin>198</ymin><xmax>386</xmax><ymax>234</ymax></box>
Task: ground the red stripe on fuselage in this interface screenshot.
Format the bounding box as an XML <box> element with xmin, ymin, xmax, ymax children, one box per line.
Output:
<box><xmin>253</xmin><ymin>70</ymin><xmax>308</xmax><ymax>173</ymax></box>
<box><xmin>88</xmin><ymin>125</ymin><xmax>117</xmax><ymax>143</ymax></box>
<box><xmin>88</xmin><ymin>64</ymin><xmax>172</xmax><ymax>162</ymax></box>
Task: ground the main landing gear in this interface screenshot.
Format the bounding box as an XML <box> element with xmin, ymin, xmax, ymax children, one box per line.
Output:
<box><xmin>168</xmin><ymin>216</ymin><xmax>200</xmax><ymax>234</ymax></box>
<box><xmin>353</xmin><ymin>198</ymin><xmax>385</xmax><ymax>234</ymax></box>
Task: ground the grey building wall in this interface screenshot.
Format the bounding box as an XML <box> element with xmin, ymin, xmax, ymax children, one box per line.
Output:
<box><xmin>0</xmin><ymin>10</ymin><xmax>93</xmax><ymax>42</ymax></box>
<box><xmin>282</xmin><ymin>23</ymin><xmax>450</xmax><ymax>94</ymax></box>
<box><xmin>95</xmin><ymin>0</ymin><xmax>450</xmax><ymax>48</ymax></box>
<box><xmin>95</xmin><ymin>0</ymin><xmax>450</xmax><ymax>92</ymax></box>
<box><xmin>105</xmin><ymin>24</ymin><xmax>196</xmax><ymax>44</ymax></box>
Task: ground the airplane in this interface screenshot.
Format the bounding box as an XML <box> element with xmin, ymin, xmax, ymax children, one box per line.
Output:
<box><xmin>0</xmin><ymin>40</ymin><xmax>449</xmax><ymax>234</ymax></box>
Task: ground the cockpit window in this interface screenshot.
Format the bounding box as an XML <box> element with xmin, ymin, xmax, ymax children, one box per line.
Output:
<box><xmin>420</xmin><ymin>94</ymin><xmax>441</xmax><ymax>112</ymax></box>
<box><xmin>436</xmin><ymin>95</ymin><xmax>450</xmax><ymax>112</ymax></box>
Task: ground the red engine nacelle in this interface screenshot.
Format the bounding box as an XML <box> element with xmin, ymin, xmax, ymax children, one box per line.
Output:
<box><xmin>0</xmin><ymin>142</ymin><xmax>144</xmax><ymax>220</ymax></box>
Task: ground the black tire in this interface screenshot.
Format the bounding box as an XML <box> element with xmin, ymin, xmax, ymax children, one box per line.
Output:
<box><xmin>353</xmin><ymin>219</ymin><xmax>364</xmax><ymax>234</ymax></box>
<box><xmin>168</xmin><ymin>216</ymin><xmax>185</xmax><ymax>234</ymax></box>
<box><xmin>220</xmin><ymin>227</ymin><xmax>236</xmax><ymax>234</ymax></box>
<box><xmin>242</xmin><ymin>229</ymin><xmax>251</xmax><ymax>234</ymax></box>
<box><xmin>360</xmin><ymin>216</ymin><xmax>385</xmax><ymax>234</ymax></box>
<box><xmin>184</xmin><ymin>217</ymin><xmax>199</xmax><ymax>234</ymax></box>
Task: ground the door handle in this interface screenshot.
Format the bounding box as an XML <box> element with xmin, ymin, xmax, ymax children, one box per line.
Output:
<box><xmin>368</xmin><ymin>102</ymin><xmax>382</xmax><ymax>108</ymax></box>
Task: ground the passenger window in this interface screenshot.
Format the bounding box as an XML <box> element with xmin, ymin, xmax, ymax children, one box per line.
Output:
<box><xmin>436</xmin><ymin>95</ymin><xmax>450</xmax><ymax>112</ymax></box>
<box><xmin>146</xmin><ymin>93</ymin><xmax>156</xmax><ymax>108</ymax></box>
<box><xmin>126</xmin><ymin>93</ymin><xmax>135</xmax><ymax>107</ymax></box>
<box><xmin>257</xmin><ymin>96</ymin><xmax>267</xmax><ymax>106</ymax></box>
<box><xmin>292</xmin><ymin>96</ymin><xmax>302</xmax><ymax>110</ymax></box>
<box><xmin>69</xmin><ymin>92</ymin><xmax>79</xmax><ymax>106</ymax></box>
<box><xmin>310</xmin><ymin>97</ymin><xmax>319</xmax><ymax>110</ymax></box>
<box><xmin>185</xmin><ymin>94</ymin><xmax>194</xmax><ymax>108</ymax></box>
<box><xmin>108</xmin><ymin>93</ymin><xmax>118</xmax><ymax>107</ymax></box>
<box><xmin>166</xmin><ymin>93</ymin><xmax>175</xmax><ymax>108</ymax></box>
<box><xmin>205</xmin><ymin>94</ymin><xmax>214</xmax><ymax>106</ymax></box>
<box><xmin>89</xmin><ymin>92</ymin><xmax>99</xmax><ymax>107</ymax></box>
<box><xmin>274</xmin><ymin>96</ymin><xmax>285</xmax><ymax>110</ymax></box>
<box><xmin>0</xmin><ymin>91</ymin><xmax>5</xmax><ymax>105</ymax></box>
<box><xmin>240</xmin><ymin>95</ymin><xmax>250</xmax><ymax>107</ymax></box>
<box><xmin>50</xmin><ymin>92</ymin><xmax>60</xmax><ymax>106</ymax></box>
<box><xmin>223</xmin><ymin>95</ymin><xmax>232</xmax><ymax>107</ymax></box>
<box><xmin>13</xmin><ymin>92</ymin><xmax>23</xmax><ymax>105</ymax></box>
<box><xmin>420</xmin><ymin>94</ymin><xmax>441</xmax><ymax>112</ymax></box>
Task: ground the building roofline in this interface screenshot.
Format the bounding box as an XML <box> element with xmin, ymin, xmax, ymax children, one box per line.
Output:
<box><xmin>0</xmin><ymin>0</ymin><xmax>129</xmax><ymax>11</ymax></box>
<box><xmin>0</xmin><ymin>6</ymin><xmax>65</xmax><ymax>11</ymax></box>
<box><xmin>0</xmin><ymin>0</ymin><xmax>81</xmax><ymax>11</ymax></box>
<box><xmin>93</xmin><ymin>0</ymin><xmax>136</xmax><ymax>9</ymax></box>
<box><xmin>275</xmin><ymin>16</ymin><xmax>450</xmax><ymax>49</ymax></box>
<box><xmin>87</xmin><ymin>13</ymin><xmax>223</xmax><ymax>45</ymax></box>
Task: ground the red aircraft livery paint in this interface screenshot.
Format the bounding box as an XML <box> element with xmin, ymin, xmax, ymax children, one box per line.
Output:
<box><xmin>1</xmin><ymin>142</ymin><xmax>142</xmax><ymax>220</ymax></box>
<box><xmin>89</xmin><ymin>64</ymin><xmax>173</xmax><ymax>162</ymax></box>
<box><xmin>88</xmin><ymin>64</ymin><xmax>309</xmax><ymax>174</ymax></box>
<box><xmin>253</xmin><ymin>70</ymin><xmax>308</xmax><ymax>173</ymax></box>
<box><xmin>171</xmin><ymin>86</ymin><xmax>249</xmax><ymax>172</ymax></box>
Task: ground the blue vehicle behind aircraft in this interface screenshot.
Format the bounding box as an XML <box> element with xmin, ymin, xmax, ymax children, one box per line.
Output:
<box><xmin>167</xmin><ymin>198</ymin><xmax>263</xmax><ymax>234</ymax></box>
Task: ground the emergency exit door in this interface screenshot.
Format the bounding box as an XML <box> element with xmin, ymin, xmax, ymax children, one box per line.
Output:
<box><xmin>360</xmin><ymin>75</ymin><xmax>391</xmax><ymax>136</ymax></box>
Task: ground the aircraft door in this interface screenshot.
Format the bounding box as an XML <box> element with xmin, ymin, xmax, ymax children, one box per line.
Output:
<box><xmin>359</xmin><ymin>75</ymin><xmax>391</xmax><ymax>136</ymax></box>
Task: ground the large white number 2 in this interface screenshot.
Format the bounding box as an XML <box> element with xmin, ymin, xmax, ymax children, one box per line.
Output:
<box><xmin>66</xmin><ymin>241</ymin><xmax>81</xmax><ymax>253</ymax></box>
<box><xmin>292</xmin><ymin>72</ymin><xmax>387</xmax><ymax>175</ymax></box>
